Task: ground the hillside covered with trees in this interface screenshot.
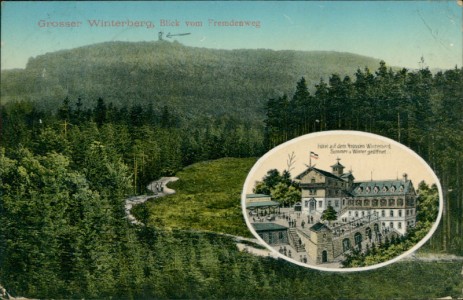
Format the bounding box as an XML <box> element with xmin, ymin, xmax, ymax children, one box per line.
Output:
<box><xmin>1</xmin><ymin>41</ymin><xmax>462</xmax><ymax>298</ymax></box>
<box><xmin>1</xmin><ymin>40</ymin><xmax>382</xmax><ymax>121</ymax></box>
<box><xmin>1</xmin><ymin>150</ymin><xmax>462</xmax><ymax>298</ymax></box>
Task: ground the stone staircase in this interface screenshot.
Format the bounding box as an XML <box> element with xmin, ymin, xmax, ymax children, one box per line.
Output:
<box><xmin>336</xmin><ymin>206</ymin><xmax>351</xmax><ymax>220</ymax></box>
<box><xmin>288</xmin><ymin>228</ymin><xmax>306</xmax><ymax>252</ymax></box>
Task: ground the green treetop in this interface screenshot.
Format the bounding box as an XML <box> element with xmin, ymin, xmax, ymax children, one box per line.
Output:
<box><xmin>321</xmin><ymin>205</ymin><xmax>337</xmax><ymax>223</ymax></box>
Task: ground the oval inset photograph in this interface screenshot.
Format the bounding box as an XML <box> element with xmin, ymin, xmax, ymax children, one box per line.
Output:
<box><xmin>242</xmin><ymin>131</ymin><xmax>443</xmax><ymax>271</ymax></box>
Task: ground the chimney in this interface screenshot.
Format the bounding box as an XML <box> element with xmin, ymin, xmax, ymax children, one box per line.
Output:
<box><xmin>402</xmin><ymin>173</ymin><xmax>408</xmax><ymax>182</ymax></box>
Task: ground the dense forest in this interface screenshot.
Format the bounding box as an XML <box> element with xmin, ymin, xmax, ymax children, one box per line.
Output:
<box><xmin>1</xmin><ymin>41</ymin><xmax>382</xmax><ymax>121</ymax></box>
<box><xmin>1</xmin><ymin>98</ymin><xmax>264</xmax><ymax>193</ymax></box>
<box><xmin>1</xmin><ymin>44</ymin><xmax>462</xmax><ymax>298</ymax></box>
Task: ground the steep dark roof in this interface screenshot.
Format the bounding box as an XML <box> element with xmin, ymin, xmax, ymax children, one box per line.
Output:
<box><xmin>252</xmin><ymin>223</ymin><xmax>288</xmax><ymax>232</ymax></box>
<box><xmin>295</xmin><ymin>164</ymin><xmax>416</xmax><ymax>198</ymax></box>
<box><xmin>295</xmin><ymin>167</ymin><xmax>344</xmax><ymax>182</ymax></box>
<box><xmin>340</xmin><ymin>172</ymin><xmax>355</xmax><ymax>180</ymax></box>
<box><xmin>310</xmin><ymin>222</ymin><xmax>331</xmax><ymax>232</ymax></box>
<box><xmin>350</xmin><ymin>180</ymin><xmax>414</xmax><ymax>197</ymax></box>
<box><xmin>330</xmin><ymin>161</ymin><xmax>344</xmax><ymax>168</ymax></box>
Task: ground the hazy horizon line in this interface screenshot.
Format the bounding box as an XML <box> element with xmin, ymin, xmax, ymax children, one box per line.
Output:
<box><xmin>1</xmin><ymin>40</ymin><xmax>456</xmax><ymax>72</ymax></box>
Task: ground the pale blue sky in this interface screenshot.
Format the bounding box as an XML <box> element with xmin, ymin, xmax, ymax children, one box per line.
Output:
<box><xmin>1</xmin><ymin>1</ymin><xmax>462</xmax><ymax>70</ymax></box>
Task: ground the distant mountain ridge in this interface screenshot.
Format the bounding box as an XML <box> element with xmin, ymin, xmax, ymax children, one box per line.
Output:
<box><xmin>1</xmin><ymin>40</ymin><xmax>385</xmax><ymax>120</ymax></box>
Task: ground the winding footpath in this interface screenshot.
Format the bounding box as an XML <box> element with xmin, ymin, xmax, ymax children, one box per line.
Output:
<box><xmin>124</xmin><ymin>177</ymin><xmax>269</xmax><ymax>256</ymax></box>
<box><xmin>124</xmin><ymin>179</ymin><xmax>463</xmax><ymax>269</ymax></box>
<box><xmin>2</xmin><ymin>177</ymin><xmax>462</xmax><ymax>299</ymax></box>
<box><xmin>125</xmin><ymin>177</ymin><xmax>179</xmax><ymax>226</ymax></box>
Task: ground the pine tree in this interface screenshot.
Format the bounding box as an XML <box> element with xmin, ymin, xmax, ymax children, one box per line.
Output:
<box><xmin>94</xmin><ymin>97</ymin><xmax>107</xmax><ymax>127</ymax></box>
<box><xmin>291</xmin><ymin>77</ymin><xmax>312</xmax><ymax>135</ymax></box>
<box><xmin>57</xmin><ymin>97</ymin><xmax>72</xmax><ymax>121</ymax></box>
<box><xmin>74</xmin><ymin>97</ymin><xmax>84</xmax><ymax>124</ymax></box>
<box><xmin>314</xmin><ymin>78</ymin><xmax>329</xmax><ymax>131</ymax></box>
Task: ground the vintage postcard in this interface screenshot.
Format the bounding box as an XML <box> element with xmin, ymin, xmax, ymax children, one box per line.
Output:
<box><xmin>1</xmin><ymin>1</ymin><xmax>462</xmax><ymax>299</ymax></box>
<box><xmin>243</xmin><ymin>131</ymin><xmax>442</xmax><ymax>271</ymax></box>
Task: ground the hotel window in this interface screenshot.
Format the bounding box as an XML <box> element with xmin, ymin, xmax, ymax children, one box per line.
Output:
<box><xmin>354</xmin><ymin>232</ymin><xmax>362</xmax><ymax>246</ymax></box>
<box><xmin>390</xmin><ymin>210</ymin><xmax>394</xmax><ymax>217</ymax></box>
<box><xmin>305</xmin><ymin>201</ymin><xmax>309</xmax><ymax>208</ymax></box>
<box><xmin>335</xmin><ymin>200</ymin><xmax>339</xmax><ymax>207</ymax></box>
<box><xmin>398</xmin><ymin>222</ymin><xmax>402</xmax><ymax>229</ymax></box>
<box><xmin>343</xmin><ymin>238</ymin><xmax>351</xmax><ymax>252</ymax></box>
<box><xmin>355</xmin><ymin>211</ymin><xmax>359</xmax><ymax>217</ymax></box>
<box><xmin>328</xmin><ymin>200</ymin><xmax>332</xmax><ymax>207</ymax></box>
<box><xmin>390</xmin><ymin>222</ymin><xmax>394</xmax><ymax>228</ymax></box>
<box><xmin>381</xmin><ymin>210</ymin><xmax>385</xmax><ymax>217</ymax></box>
<box><xmin>318</xmin><ymin>201</ymin><xmax>322</xmax><ymax>208</ymax></box>
<box><xmin>399</xmin><ymin>210</ymin><xmax>402</xmax><ymax>217</ymax></box>
<box><xmin>311</xmin><ymin>178</ymin><xmax>316</xmax><ymax>183</ymax></box>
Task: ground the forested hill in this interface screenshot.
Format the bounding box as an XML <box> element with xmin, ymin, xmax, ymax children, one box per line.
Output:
<box><xmin>1</xmin><ymin>40</ymin><xmax>382</xmax><ymax>119</ymax></box>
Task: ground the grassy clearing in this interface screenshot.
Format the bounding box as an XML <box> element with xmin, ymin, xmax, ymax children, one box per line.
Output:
<box><xmin>131</xmin><ymin>157</ymin><xmax>463</xmax><ymax>299</ymax></box>
<box><xmin>134</xmin><ymin>157</ymin><xmax>257</xmax><ymax>237</ymax></box>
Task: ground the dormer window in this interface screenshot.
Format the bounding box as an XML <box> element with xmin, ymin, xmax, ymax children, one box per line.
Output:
<box><xmin>382</xmin><ymin>186</ymin><xmax>388</xmax><ymax>192</ymax></box>
<box><xmin>399</xmin><ymin>185</ymin><xmax>404</xmax><ymax>192</ymax></box>
<box><xmin>366</xmin><ymin>186</ymin><xmax>371</xmax><ymax>193</ymax></box>
<box><xmin>374</xmin><ymin>186</ymin><xmax>379</xmax><ymax>193</ymax></box>
<box><xmin>357</xmin><ymin>187</ymin><xmax>363</xmax><ymax>193</ymax></box>
<box><xmin>390</xmin><ymin>186</ymin><xmax>396</xmax><ymax>192</ymax></box>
